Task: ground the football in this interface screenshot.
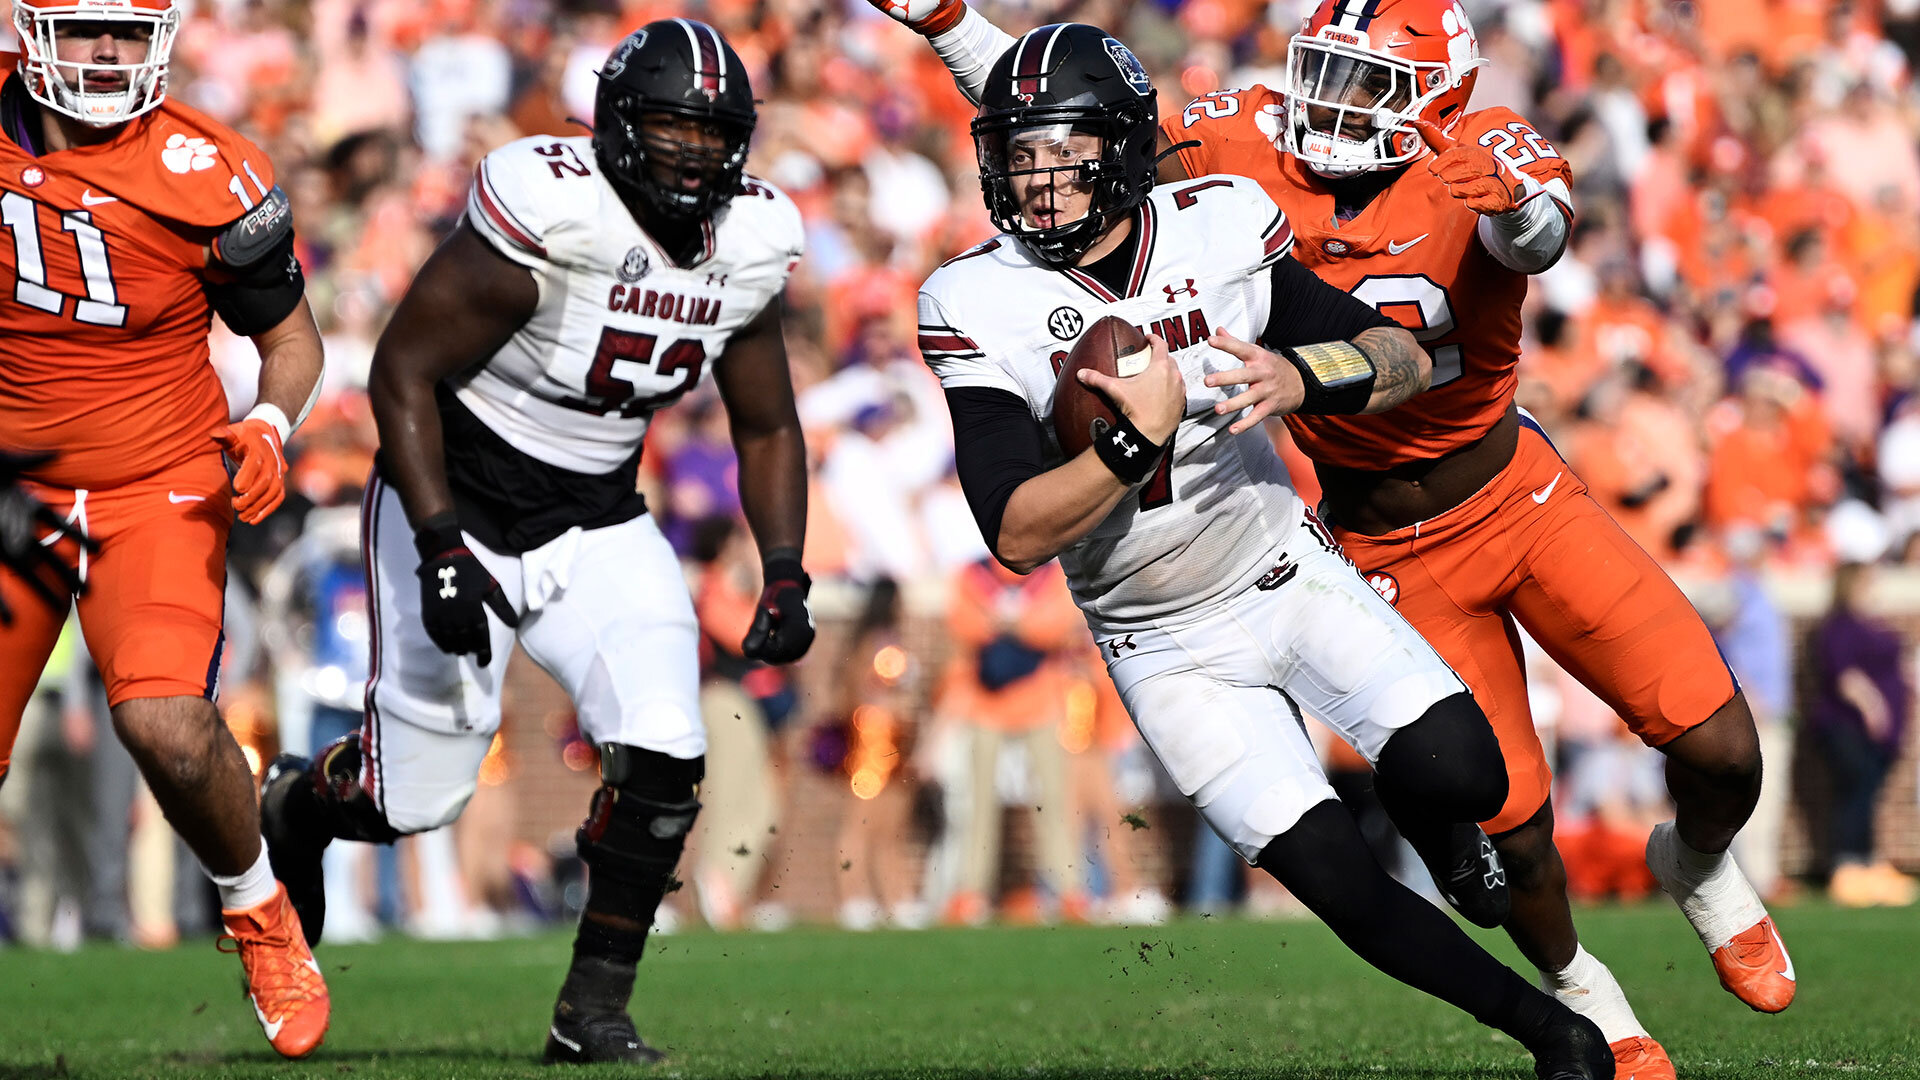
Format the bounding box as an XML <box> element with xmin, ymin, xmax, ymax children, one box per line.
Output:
<box><xmin>1052</xmin><ymin>315</ymin><xmax>1152</xmax><ymax>457</ymax></box>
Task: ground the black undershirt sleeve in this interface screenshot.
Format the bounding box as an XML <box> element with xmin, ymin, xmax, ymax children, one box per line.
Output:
<box><xmin>1260</xmin><ymin>254</ymin><xmax>1397</xmax><ymax>350</ymax></box>
<box><xmin>944</xmin><ymin>385</ymin><xmax>1049</xmax><ymax>563</ymax></box>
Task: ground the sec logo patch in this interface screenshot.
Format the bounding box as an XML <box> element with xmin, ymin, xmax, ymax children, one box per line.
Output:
<box><xmin>1366</xmin><ymin>572</ymin><xmax>1399</xmax><ymax>605</ymax></box>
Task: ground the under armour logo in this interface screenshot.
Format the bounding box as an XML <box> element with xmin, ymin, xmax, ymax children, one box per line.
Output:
<box><xmin>1110</xmin><ymin>430</ymin><xmax>1138</xmax><ymax>457</ymax></box>
<box><xmin>1103</xmin><ymin>633</ymin><xmax>1136</xmax><ymax>658</ymax></box>
<box><xmin>1164</xmin><ymin>278</ymin><xmax>1197</xmax><ymax>302</ymax></box>
<box><xmin>438</xmin><ymin>565</ymin><xmax>458</xmax><ymax>599</ymax></box>
<box><xmin>706</xmin><ymin>271</ymin><xmax>728</xmax><ymax>286</ymax></box>
<box><xmin>1481</xmin><ymin>836</ymin><xmax>1507</xmax><ymax>888</ymax></box>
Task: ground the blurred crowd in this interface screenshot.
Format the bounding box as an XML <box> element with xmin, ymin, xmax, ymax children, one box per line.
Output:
<box><xmin>4</xmin><ymin>0</ymin><xmax>1920</xmax><ymax>948</ymax></box>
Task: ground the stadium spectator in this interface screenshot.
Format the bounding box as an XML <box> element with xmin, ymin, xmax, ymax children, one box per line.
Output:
<box><xmin>1808</xmin><ymin>560</ymin><xmax>1918</xmax><ymax>906</ymax></box>
<box><xmin>936</xmin><ymin>559</ymin><xmax>1084</xmax><ymax>925</ymax></box>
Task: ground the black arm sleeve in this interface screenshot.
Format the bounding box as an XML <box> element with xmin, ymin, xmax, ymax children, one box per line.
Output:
<box><xmin>204</xmin><ymin>232</ymin><xmax>306</xmax><ymax>337</ymax></box>
<box><xmin>1260</xmin><ymin>254</ymin><xmax>1397</xmax><ymax>350</ymax></box>
<box><xmin>945</xmin><ymin>386</ymin><xmax>1049</xmax><ymax>563</ymax></box>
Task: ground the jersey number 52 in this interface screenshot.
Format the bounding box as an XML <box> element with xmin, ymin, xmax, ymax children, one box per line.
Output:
<box><xmin>568</xmin><ymin>328</ymin><xmax>707</xmax><ymax>417</ymax></box>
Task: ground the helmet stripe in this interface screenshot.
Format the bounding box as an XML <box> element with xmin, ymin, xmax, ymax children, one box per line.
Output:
<box><xmin>675</xmin><ymin>17</ymin><xmax>724</xmax><ymax>96</ymax></box>
<box><xmin>1036</xmin><ymin>23</ymin><xmax>1068</xmax><ymax>94</ymax></box>
<box><xmin>1332</xmin><ymin>0</ymin><xmax>1373</xmax><ymax>29</ymax></box>
<box><xmin>1011</xmin><ymin>24</ymin><xmax>1058</xmax><ymax>100</ymax></box>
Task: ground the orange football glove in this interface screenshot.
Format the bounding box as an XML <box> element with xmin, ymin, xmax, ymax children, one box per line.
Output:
<box><xmin>213</xmin><ymin>414</ymin><xmax>288</xmax><ymax>525</ymax></box>
<box><xmin>866</xmin><ymin>0</ymin><xmax>967</xmax><ymax>35</ymax></box>
<box><xmin>1413</xmin><ymin>119</ymin><xmax>1527</xmax><ymax>216</ymax></box>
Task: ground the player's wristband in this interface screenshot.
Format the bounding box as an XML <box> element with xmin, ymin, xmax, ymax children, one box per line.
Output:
<box><xmin>761</xmin><ymin>548</ymin><xmax>810</xmax><ymax>591</ymax></box>
<box><xmin>413</xmin><ymin>511</ymin><xmax>467</xmax><ymax>561</ymax></box>
<box><xmin>244</xmin><ymin>402</ymin><xmax>293</xmax><ymax>442</ymax></box>
<box><xmin>1092</xmin><ymin>413</ymin><xmax>1168</xmax><ymax>485</ymax></box>
<box><xmin>1280</xmin><ymin>340</ymin><xmax>1377</xmax><ymax>415</ymax></box>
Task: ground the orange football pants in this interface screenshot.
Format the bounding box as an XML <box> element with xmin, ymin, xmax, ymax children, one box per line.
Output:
<box><xmin>1330</xmin><ymin>418</ymin><xmax>1736</xmax><ymax>835</ymax></box>
<box><xmin>1</xmin><ymin>452</ymin><xmax>231</xmax><ymax>781</ymax></box>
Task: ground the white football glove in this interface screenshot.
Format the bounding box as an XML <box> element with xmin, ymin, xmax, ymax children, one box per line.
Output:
<box><xmin>866</xmin><ymin>0</ymin><xmax>967</xmax><ymax>35</ymax></box>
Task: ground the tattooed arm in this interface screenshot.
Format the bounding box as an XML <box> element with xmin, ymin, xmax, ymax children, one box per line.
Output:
<box><xmin>1351</xmin><ymin>326</ymin><xmax>1432</xmax><ymax>414</ymax></box>
<box><xmin>1202</xmin><ymin>256</ymin><xmax>1434</xmax><ymax>431</ymax></box>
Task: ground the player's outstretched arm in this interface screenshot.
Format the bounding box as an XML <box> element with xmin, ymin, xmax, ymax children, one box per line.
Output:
<box><xmin>971</xmin><ymin>335</ymin><xmax>1184</xmax><ymax>574</ymax></box>
<box><xmin>1207</xmin><ymin>255</ymin><xmax>1433</xmax><ymax>424</ymax></box>
<box><xmin>713</xmin><ymin>295</ymin><xmax>815</xmax><ymax>665</ymax></box>
<box><xmin>863</xmin><ymin>0</ymin><xmax>1013</xmax><ymax>105</ymax></box>
<box><xmin>368</xmin><ymin>223</ymin><xmax>538</xmax><ymax>530</ymax></box>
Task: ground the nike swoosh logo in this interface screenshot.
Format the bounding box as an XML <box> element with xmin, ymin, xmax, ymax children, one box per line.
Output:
<box><xmin>549</xmin><ymin>1027</ymin><xmax>582</xmax><ymax>1052</ymax></box>
<box><xmin>254</xmin><ymin>1002</ymin><xmax>283</xmax><ymax>1040</ymax></box>
<box><xmin>168</xmin><ymin>491</ymin><xmax>205</xmax><ymax>504</ymax></box>
<box><xmin>1769</xmin><ymin>921</ymin><xmax>1795</xmax><ymax>982</ymax></box>
<box><xmin>1531</xmin><ymin>472</ymin><xmax>1561</xmax><ymax>504</ymax></box>
<box><xmin>1387</xmin><ymin>233</ymin><xmax>1430</xmax><ymax>255</ymax></box>
<box><xmin>81</xmin><ymin>190</ymin><xmax>117</xmax><ymax>206</ymax></box>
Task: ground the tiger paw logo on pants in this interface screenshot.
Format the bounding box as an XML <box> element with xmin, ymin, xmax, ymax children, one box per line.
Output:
<box><xmin>162</xmin><ymin>133</ymin><xmax>218</xmax><ymax>174</ymax></box>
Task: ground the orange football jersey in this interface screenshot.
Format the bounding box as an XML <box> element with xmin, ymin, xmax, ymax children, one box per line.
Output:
<box><xmin>1164</xmin><ymin>88</ymin><xmax>1573</xmax><ymax>468</ymax></box>
<box><xmin>0</xmin><ymin>69</ymin><xmax>277</xmax><ymax>490</ymax></box>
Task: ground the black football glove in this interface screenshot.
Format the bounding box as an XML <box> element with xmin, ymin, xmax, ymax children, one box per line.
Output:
<box><xmin>414</xmin><ymin>512</ymin><xmax>519</xmax><ymax>666</ymax></box>
<box><xmin>0</xmin><ymin>448</ymin><xmax>98</xmax><ymax>627</ymax></box>
<box><xmin>741</xmin><ymin>551</ymin><xmax>814</xmax><ymax>664</ymax></box>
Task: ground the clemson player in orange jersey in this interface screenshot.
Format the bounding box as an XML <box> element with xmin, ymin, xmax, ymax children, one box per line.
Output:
<box><xmin>877</xmin><ymin>0</ymin><xmax>1793</xmax><ymax>1074</ymax></box>
<box><xmin>0</xmin><ymin>0</ymin><xmax>327</xmax><ymax>1058</ymax></box>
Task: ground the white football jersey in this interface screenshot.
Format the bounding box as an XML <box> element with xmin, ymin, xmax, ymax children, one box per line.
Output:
<box><xmin>461</xmin><ymin>135</ymin><xmax>804</xmax><ymax>473</ymax></box>
<box><xmin>919</xmin><ymin>174</ymin><xmax>1305</xmax><ymax>631</ymax></box>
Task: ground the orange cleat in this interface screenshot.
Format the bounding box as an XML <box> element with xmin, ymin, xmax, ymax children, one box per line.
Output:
<box><xmin>1610</xmin><ymin>1035</ymin><xmax>1677</xmax><ymax>1080</ymax></box>
<box><xmin>1709</xmin><ymin>916</ymin><xmax>1797</xmax><ymax>1013</ymax></box>
<box><xmin>219</xmin><ymin>883</ymin><xmax>331</xmax><ymax>1058</ymax></box>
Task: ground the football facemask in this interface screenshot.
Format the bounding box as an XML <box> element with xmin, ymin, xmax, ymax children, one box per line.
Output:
<box><xmin>14</xmin><ymin>0</ymin><xmax>182</xmax><ymax>127</ymax></box>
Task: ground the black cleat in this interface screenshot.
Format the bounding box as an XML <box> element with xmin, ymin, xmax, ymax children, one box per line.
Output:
<box><xmin>260</xmin><ymin>753</ymin><xmax>331</xmax><ymax>947</ymax></box>
<box><xmin>543</xmin><ymin>1012</ymin><xmax>666</xmax><ymax>1065</ymax></box>
<box><xmin>1423</xmin><ymin>822</ymin><xmax>1510</xmax><ymax>929</ymax></box>
<box><xmin>1527</xmin><ymin>1012</ymin><xmax>1615</xmax><ymax>1080</ymax></box>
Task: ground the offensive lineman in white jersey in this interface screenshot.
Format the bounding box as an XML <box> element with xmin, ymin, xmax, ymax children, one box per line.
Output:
<box><xmin>923</xmin><ymin>25</ymin><xmax>1611</xmax><ymax>1079</ymax></box>
<box><xmin>257</xmin><ymin>20</ymin><xmax>816</xmax><ymax>1064</ymax></box>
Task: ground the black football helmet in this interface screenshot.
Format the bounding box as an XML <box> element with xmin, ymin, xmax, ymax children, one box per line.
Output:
<box><xmin>593</xmin><ymin>19</ymin><xmax>756</xmax><ymax>221</ymax></box>
<box><xmin>972</xmin><ymin>24</ymin><xmax>1160</xmax><ymax>266</ymax></box>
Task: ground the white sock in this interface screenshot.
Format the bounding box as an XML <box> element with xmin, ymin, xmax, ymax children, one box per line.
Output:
<box><xmin>209</xmin><ymin>847</ymin><xmax>278</xmax><ymax>912</ymax></box>
<box><xmin>1652</xmin><ymin>822</ymin><xmax>1765</xmax><ymax>950</ymax></box>
<box><xmin>1539</xmin><ymin>945</ymin><xmax>1649</xmax><ymax>1043</ymax></box>
<box><xmin>1671</xmin><ymin>828</ymin><xmax>1727</xmax><ymax>881</ymax></box>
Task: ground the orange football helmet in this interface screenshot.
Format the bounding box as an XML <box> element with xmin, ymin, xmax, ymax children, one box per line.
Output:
<box><xmin>13</xmin><ymin>0</ymin><xmax>182</xmax><ymax>127</ymax></box>
<box><xmin>1284</xmin><ymin>0</ymin><xmax>1487</xmax><ymax>176</ymax></box>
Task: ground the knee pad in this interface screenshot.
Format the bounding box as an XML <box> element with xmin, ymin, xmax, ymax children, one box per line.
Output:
<box><xmin>1377</xmin><ymin>692</ymin><xmax>1508</xmax><ymax>823</ymax></box>
<box><xmin>576</xmin><ymin>745</ymin><xmax>704</xmax><ymax>887</ymax></box>
<box><xmin>315</xmin><ymin>733</ymin><xmax>403</xmax><ymax>844</ymax></box>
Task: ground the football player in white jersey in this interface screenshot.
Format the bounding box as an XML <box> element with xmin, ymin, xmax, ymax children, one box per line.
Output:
<box><xmin>922</xmin><ymin>25</ymin><xmax>1611</xmax><ymax>1079</ymax></box>
<box><xmin>256</xmin><ymin>20</ymin><xmax>815</xmax><ymax>1064</ymax></box>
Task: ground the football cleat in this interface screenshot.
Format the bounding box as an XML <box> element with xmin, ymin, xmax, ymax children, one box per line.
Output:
<box><xmin>1527</xmin><ymin>1012</ymin><xmax>1615</xmax><ymax>1080</ymax></box>
<box><xmin>543</xmin><ymin>1012</ymin><xmax>666</xmax><ymax>1066</ymax></box>
<box><xmin>260</xmin><ymin>753</ymin><xmax>330</xmax><ymax>947</ymax></box>
<box><xmin>1646</xmin><ymin>821</ymin><xmax>1795</xmax><ymax>1012</ymax></box>
<box><xmin>1425</xmin><ymin>822</ymin><xmax>1511</xmax><ymax>929</ymax></box>
<box><xmin>1609</xmin><ymin>1035</ymin><xmax>1676</xmax><ymax>1080</ymax></box>
<box><xmin>218</xmin><ymin>883</ymin><xmax>330</xmax><ymax>1059</ymax></box>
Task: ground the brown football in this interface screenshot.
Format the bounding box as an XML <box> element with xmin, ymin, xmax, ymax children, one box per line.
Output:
<box><xmin>1052</xmin><ymin>315</ymin><xmax>1152</xmax><ymax>457</ymax></box>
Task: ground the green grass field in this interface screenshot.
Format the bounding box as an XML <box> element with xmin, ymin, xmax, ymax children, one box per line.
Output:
<box><xmin>1</xmin><ymin>901</ymin><xmax>1914</xmax><ymax>1080</ymax></box>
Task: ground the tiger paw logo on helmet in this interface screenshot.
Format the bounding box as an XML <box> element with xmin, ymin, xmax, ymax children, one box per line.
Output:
<box><xmin>162</xmin><ymin>133</ymin><xmax>218</xmax><ymax>174</ymax></box>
